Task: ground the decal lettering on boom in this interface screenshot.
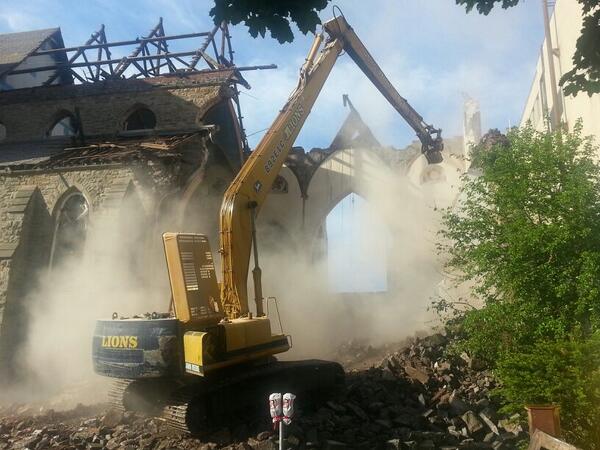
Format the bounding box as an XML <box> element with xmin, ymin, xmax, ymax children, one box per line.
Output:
<box><xmin>101</xmin><ymin>336</ymin><xmax>139</xmax><ymax>349</ymax></box>
<box><xmin>264</xmin><ymin>100</ymin><xmax>305</xmax><ymax>174</ymax></box>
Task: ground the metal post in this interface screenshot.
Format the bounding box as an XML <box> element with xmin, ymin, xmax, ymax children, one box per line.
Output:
<box><xmin>279</xmin><ymin>420</ymin><xmax>284</xmax><ymax>450</ymax></box>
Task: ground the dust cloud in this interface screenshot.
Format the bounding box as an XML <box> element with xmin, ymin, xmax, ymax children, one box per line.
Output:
<box><xmin>255</xmin><ymin>147</ymin><xmax>462</xmax><ymax>360</ymax></box>
<box><xmin>0</xmin><ymin>195</ymin><xmax>169</xmax><ymax>407</ymax></box>
<box><xmin>0</xmin><ymin>146</ymin><xmax>462</xmax><ymax>406</ymax></box>
<box><xmin>0</xmin><ymin>181</ymin><xmax>232</xmax><ymax>407</ymax></box>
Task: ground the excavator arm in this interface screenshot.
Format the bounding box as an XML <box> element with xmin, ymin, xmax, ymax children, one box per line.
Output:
<box><xmin>219</xmin><ymin>16</ymin><xmax>443</xmax><ymax>319</ymax></box>
<box><xmin>323</xmin><ymin>17</ymin><xmax>443</xmax><ymax>163</ymax></box>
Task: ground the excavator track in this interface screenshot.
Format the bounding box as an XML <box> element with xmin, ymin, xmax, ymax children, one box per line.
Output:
<box><xmin>107</xmin><ymin>359</ymin><xmax>344</xmax><ymax>435</ymax></box>
<box><xmin>108</xmin><ymin>378</ymin><xmax>175</xmax><ymax>416</ymax></box>
<box><xmin>161</xmin><ymin>389</ymin><xmax>195</xmax><ymax>433</ymax></box>
<box><xmin>165</xmin><ymin>359</ymin><xmax>343</xmax><ymax>434</ymax></box>
<box><xmin>107</xmin><ymin>379</ymin><xmax>135</xmax><ymax>411</ymax></box>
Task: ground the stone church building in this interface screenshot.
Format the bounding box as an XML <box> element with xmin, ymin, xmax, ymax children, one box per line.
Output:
<box><xmin>0</xmin><ymin>24</ymin><xmax>479</xmax><ymax>378</ymax></box>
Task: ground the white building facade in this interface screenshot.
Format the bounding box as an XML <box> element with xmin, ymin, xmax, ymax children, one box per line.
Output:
<box><xmin>521</xmin><ymin>0</ymin><xmax>600</xmax><ymax>139</ymax></box>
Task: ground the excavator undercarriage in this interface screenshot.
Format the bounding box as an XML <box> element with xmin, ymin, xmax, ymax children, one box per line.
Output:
<box><xmin>104</xmin><ymin>359</ymin><xmax>343</xmax><ymax>434</ymax></box>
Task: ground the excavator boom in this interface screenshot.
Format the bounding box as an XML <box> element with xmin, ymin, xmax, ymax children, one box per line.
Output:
<box><xmin>219</xmin><ymin>36</ymin><xmax>344</xmax><ymax>318</ymax></box>
<box><xmin>219</xmin><ymin>15</ymin><xmax>444</xmax><ymax>319</ymax></box>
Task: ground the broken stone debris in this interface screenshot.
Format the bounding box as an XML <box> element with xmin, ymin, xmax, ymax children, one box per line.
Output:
<box><xmin>0</xmin><ymin>333</ymin><xmax>528</xmax><ymax>449</ymax></box>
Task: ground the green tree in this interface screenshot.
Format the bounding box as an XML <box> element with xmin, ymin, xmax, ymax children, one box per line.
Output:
<box><xmin>495</xmin><ymin>337</ymin><xmax>600</xmax><ymax>447</ymax></box>
<box><xmin>209</xmin><ymin>0</ymin><xmax>328</xmax><ymax>44</ymax></box>
<box><xmin>210</xmin><ymin>0</ymin><xmax>600</xmax><ymax>96</ymax></box>
<box><xmin>439</xmin><ymin>123</ymin><xmax>600</xmax><ymax>447</ymax></box>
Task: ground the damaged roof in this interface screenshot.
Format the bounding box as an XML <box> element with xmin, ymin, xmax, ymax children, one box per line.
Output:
<box><xmin>328</xmin><ymin>100</ymin><xmax>381</xmax><ymax>151</ymax></box>
<box><xmin>0</xmin><ymin>28</ymin><xmax>61</xmax><ymax>77</ymax></box>
<box><xmin>0</xmin><ymin>132</ymin><xmax>204</xmax><ymax>171</ymax></box>
<box><xmin>0</xmin><ymin>69</ymin><xmax>237</xmax><ymax>167</ymax></box>
<box><xmin>0</xmin><ymin>141</ymin><xmax>66</xmax><ymax>167</ymax></box>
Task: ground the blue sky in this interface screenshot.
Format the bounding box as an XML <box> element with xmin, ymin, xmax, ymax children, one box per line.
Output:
<box><xmin>0</xmin><ymin>0</ymin><xmax>544</xmax><ymax>150</ymax></box>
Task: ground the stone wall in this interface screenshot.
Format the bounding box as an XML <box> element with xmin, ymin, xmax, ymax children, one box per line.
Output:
<box><xmin>0</xmin><ymin>188</ymin><xmax>52</xmax><ymax>376</ymax></box>
<box><xmin>0</xmin><ymin>165</ymin><xmax>167</xmax><ymax>374</ymax></box>
<box><xmin>0</xmin><ymin>68</ymin><xmax>244</xmax><ymax>378</ymax></box>
<box><xmin>0</xmin><ymin>72</ymin><xmax>233</xmax><ymax>142</ymax></box>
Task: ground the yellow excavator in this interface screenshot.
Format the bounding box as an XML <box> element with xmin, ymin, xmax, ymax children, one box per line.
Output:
<box><xmin>92</xmin><ymin>14</ymin><xmax>443</xmax><ymax>433</ymax></box>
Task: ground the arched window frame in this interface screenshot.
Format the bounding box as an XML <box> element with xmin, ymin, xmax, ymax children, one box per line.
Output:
<box><xmin>325</xmin><ymin>192</ymin><xmax>389</xmax><ymax>293</ymax></box>
<box><xmin>49</xmin><ymin>189</ymin><xmax>91</xmax><ymax>269</ymax></box>
<box><xmin>122</xmin><ymin>105</ymin><xmax>157</xmax><ymax>132</ymax></box>
<box><xmin>46</xmin><ymin>110</ymin><xmax>79</xmax><ymax>139</ymax></box>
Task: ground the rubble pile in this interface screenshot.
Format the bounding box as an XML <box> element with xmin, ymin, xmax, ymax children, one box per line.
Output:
<box><xmin>0</xmin><ymin>333</ymin><xmax>528</xmax><ymax>449</ymax></box>
<box><xmin>352</xmin><ymin>333</ymin><xmax>527</xmax><ymax>449</ymax></box>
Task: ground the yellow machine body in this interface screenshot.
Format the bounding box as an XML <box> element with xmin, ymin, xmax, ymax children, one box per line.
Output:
<box><xmin>183</xmin><ymin>317</ymin><xmax>289</xmax><ymax>376</ymax></box>
<box><xmin>163</xmin><ymin>232</ymin><xmax>223</xmax><ymax>326</ymax></box>
<box><xmin>164</xmin><ymin>232</ymin><xmax>289</xmax><ymax>377</ymax></box>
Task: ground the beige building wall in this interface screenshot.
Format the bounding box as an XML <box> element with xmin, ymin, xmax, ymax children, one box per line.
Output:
<box><xmin>521</xmin><ymin>0</ymin><xmax>600</xmax><ymax>138</ymax></box>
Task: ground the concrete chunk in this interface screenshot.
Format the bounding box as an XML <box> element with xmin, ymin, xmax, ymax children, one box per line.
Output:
<box><xmin>404</xmin><ymin>365</ymin><xmax>430</xmax><ymax>384</ymax></box>
<box><xmin>461</xmin><ymin>411</ymin><xmax>484</xmax><ymax>435</ymax></box>
<box><xmin>479</xmin><ymin>411</ymin><xmax>499</xmax><ymax>435</ymax></box>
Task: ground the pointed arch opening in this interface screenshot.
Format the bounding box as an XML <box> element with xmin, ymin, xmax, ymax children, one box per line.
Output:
<box><xmin>49</xmin><ymin>190</ymin><xmax>90</xmax><ymax>269</ymax></box>
<box><xmin>47</xmin><ymin>111</ymin><xmax>78</xmax><ymax>138</ymax></box>
<box><xmin>124</xmin><ymin>106</ymin><xmax>156</xmax><ymax>131</ymax></box>
<box><xmin>325</xmin><ymin>192</ymin><xmax>389</xmax><ymax>293</ymax></box>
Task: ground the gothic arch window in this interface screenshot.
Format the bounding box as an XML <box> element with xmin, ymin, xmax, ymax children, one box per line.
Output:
<box><xmin>48</xmin><ymin>111</ymin><xmax>78</xmax><ymax>137</ymax></box>
<box><xmin>326</xmin><ymin>192</ymin><xmax>388</xmax><ymax>293</ymax></box>
<box><xmin>0</xmin><ymin>122</ymin><xmax>6</xmax><ymax>141</ymax></box>
<box><xmin>50</xmin><ymin>191</ymin><xmax>90</xmax><ymax>268</ymax></box>
<box><xmin>124</xmin><ymin>106</ymin><xmax>156</xmax><ymax>131</ymax></box>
